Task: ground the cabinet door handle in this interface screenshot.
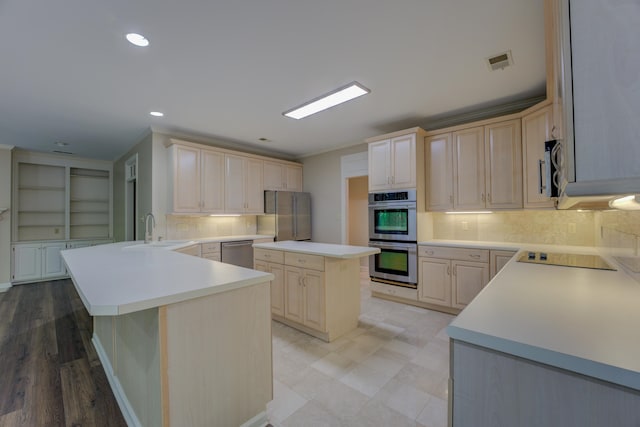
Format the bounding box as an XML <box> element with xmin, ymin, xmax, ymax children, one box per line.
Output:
<box><xmin>447</xmin><ymin>265</ymin><xmax>451</xmax><ymax>276</ymax></box>
<box><xmin>470</xmin><ymin>254</ymin><xmax>481</xmax><ymax>259</ymax></box>
<box><xmin>452</xmin><ymin>265</ymin><xmax>456</xmax><ymax>276</ymax></box>
<box><xmin>538</xmin><ymin>159</ymin><xmax>545</xmax><ymax>194</ymax></box>
<box><xmin>449</xmin><ymin>195</ymin><xmax>453</xmax><ymax>204</ymax></box>
<box><xmin>298</xmin><ymin>258</ymin><xmax>306</xmax><ymax>264</ymax></box>
<box><xmin>487</xmin><ymin>193</ymin><xmax>491</xmax><ymax>203</ymax></box>
<box><xmin>481</xmin><ymin>193</ymin><xmax>485</xmax><ymax>202</ymax></box>
<box><xmin>302</xmin><ymin>277</ymin><xmax>306</xmax><ymax>287</ymax></box>
<box><xmin>426</xmin><ymin>250</ymin><xmax>434</xmax><ymax>256</ymax></box>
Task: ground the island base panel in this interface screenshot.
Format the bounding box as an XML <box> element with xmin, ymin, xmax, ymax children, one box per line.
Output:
<box><xmin>450</xmin><ymin>339</ymin><xmax>640</xmax><ymax>427</ymax></box>
<box><xmin>92</xmin><ymin>281</ymin><xmax>272</xmax><ymax>427</ymax></box>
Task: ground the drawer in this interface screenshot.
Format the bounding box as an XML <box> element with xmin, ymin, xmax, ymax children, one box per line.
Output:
<box><xmin>419</xmin><ymin>245</ymin><xmax>489</xmax><ymax>262</ymax></box>
<box><xmin>202</xmin><ymin>253</ymin><xmax>221</xmax><ymax>262</ymax></box>
<box><xmin>202</xmin><ymin>242</ymin><xmax>221</xmax><ymax>254</ymax></box>
<box><xmin>284</xmin><ymin>252</ymin><xmax>325</xmax><ymax>271</ymax></box>
<box><xmin>254</xmin><ymin>248</ymin><xmax>284</xmax><ymax>264</ymax></box>
<box><xmin>371</xmin><ymin>282</ymin><xmax>417</xmax><ymax>301</ymax></box>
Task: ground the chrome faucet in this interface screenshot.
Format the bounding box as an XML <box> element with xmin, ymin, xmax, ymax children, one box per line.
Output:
<box><xmin>144</xmin><ymin>212</ymin><xmax>156</xmax><ymax>243</ymax></box>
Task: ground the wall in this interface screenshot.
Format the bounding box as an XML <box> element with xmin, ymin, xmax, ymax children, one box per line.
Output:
<box><xmin>302</xmin><ymin>144</ymin><xmax>367</xmax><ymax>244</ymax></box>
<box><xmin>430</xmin><ymin>210</ymin><xmax>596</xmax><ymax>246</ymax></box>
<box><xmin>0</xmin><ymin>147</ymin><xmax>12</xmax><ymax>288</ymax></box>
<box><xmin>113</xmin><ymin>133</ymin><xmax>153</xmax><ymax>242</ymax></box>
<box><xmin>165</xmin><ymin>215</ymin><xmax>257</xmax><ymax>240</ymax></box>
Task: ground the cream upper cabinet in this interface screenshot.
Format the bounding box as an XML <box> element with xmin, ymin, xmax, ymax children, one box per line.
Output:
<box><xmin>170</xmin><ymin>145</ymin><xmax>225</xmax><ymax>214</ymax></box>
<box><xmin>453</xmin><ymin>127</ymin><xmax>486</xmax><ymax>210</ymax></box>
<box><xmin>201</xmin><ymin>150</ymin><xmax>225</xmax><ymax>213</ymax></box>
<box><xmin>427</xmin><ymin>120</ymin><xmax>523</xmax><ymax>211</ymax></box>
<box><xmin>368</xmin><ymin>132</ymin><xmax>418</xmax><ymax>191</ymax></box>
<box><xmin>484</xmin><ymin>119</ymin><xmax>523</xmax><ymax>209</ymax></box>
<box><xmin>426</xmin><ymin>133</ymin><xmax>454</xmax><ymax>211</ymax></box>
<box><xmin>171</xmin><ymin>145</ymin><xmax>201</xmax><ymax>212</ymax></box>
<box><xmin>225</xmin><ymin>154</ymin><xmax>264</xmax><ymax>214</ymax></box>
<box><xmin>263</xmin><ymin>161</ymin><xmax>303</xmax><ymax>192</ymax></box>
<box><xmin>522</xmin><ymin>105</ymin><xmax>555</xmax><ymax>209</ymax></box>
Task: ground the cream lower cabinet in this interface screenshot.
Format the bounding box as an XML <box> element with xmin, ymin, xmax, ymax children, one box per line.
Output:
<box><xmin>490</xmin><ymin>250</ymin><xmax>517</xmax><ymax>277</ymax></box>
<box><xmin>418</xmin><ymin>245</ymin><xmax>489</xmax><ymax>313</ymax></box>
<box><xmin>284</xmin><ymin>266</ymin><xmax>325</xmax><ymax>331</ymax></box>
<box><xmin>12</xmin><ymin>241</ymin><xmax>67</xmax><ymax>283</ymax></box>
<box><xmin>201</xmin><ymin>242</ymin><xmax>221</xmax><ymax>262</ymax></box>
<box><xmin>254</xmin><ymin>248</ymin><xmax>360</xmax><ymax>342</ymax></box>
<box><xmin>254</xmin><ymin>248</ymin><xmax>286</xmax><ymax>317</ymax></box>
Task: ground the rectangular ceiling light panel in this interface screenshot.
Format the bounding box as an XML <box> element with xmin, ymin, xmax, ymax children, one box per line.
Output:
<box><xmin>283</xmin><ymin>81</ymin><xmax>370</xmax><ymax>119</ymax></box>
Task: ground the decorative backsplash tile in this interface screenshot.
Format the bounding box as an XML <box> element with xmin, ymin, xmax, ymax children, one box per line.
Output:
<box><xmin>165</xmin><ymin>215</ymin><xmax>257</xmax><ymax>240</ymax></box>
<box><xmin>431</xmin><ymin>210</ymin><xmax>596</xmax><ymax>246</ymax></box>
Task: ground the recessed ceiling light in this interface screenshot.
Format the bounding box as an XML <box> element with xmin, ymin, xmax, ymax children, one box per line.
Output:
<box><xmin>283</xmin><ymin>81</ymin><xmax>370</xmax><ymax>120</ymax></box>
<box><xmin>54</xmin><ymin>141</ymin><xmax>69</xmax><ymax>147</ymax></box>
<box><xmin>126</xmin><ymin>33</ymin><xmax>150</xmax><ymax>47</ymax></box>
<box><xmin>258</xmin><ymin>137</ymin><xmax>270</xmax><ymax>142</ymax></box>
<box><xmin>150</xmin><ymin>111</ymin><xmax>164</xmax><ymax>117</ymax></box>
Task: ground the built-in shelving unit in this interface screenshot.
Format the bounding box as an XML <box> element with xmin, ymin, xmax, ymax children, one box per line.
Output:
<box><xmin>69</xmin><ymin>168</ymin><xmax>110</xmax><ymax>239</ymax></box>
<box><xmin>16</xmin><ymin>163</ymin><xmax>66</xmax><ymax>241</ymax></box>
<box><xmin>12</xmin><ymin>151</ymin><xmax>113</xmax><ymax>243</ymax></box>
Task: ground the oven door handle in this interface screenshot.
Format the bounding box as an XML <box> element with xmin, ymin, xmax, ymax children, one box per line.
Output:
<box><xmin>369</xmin><ymin>203</ymin><xmax>415</xmax><ymax>210</ymax></box>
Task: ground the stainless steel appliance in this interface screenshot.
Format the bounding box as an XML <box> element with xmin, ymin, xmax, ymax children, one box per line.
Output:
<box><xmin>368</xmin><ymin>240</ymin><xmax>418</xmax><ymax>288</ymax></box>
<box><xmin>221</xmin><ymin>240</ymin><xmax>254</xmax><ymax>268</ymax></box>
<box><xmin>257</xmin><ymin>191</ymin><xmax>311</xmax><ymax>241</ymax></box>
<box><xmin>368</xmin><ymin>189</ymin><xmax>418</xmax><ymax>288</ymax></box>
<box><xmin>368</xmin><ymin>189</ymin><xmax>417</xmax><ymax>242</ymax></box>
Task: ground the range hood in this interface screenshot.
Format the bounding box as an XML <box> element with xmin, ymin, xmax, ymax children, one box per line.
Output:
<box><xmin>557</xmin><ymin>178</ymin><xmax>640</xmax><ymax>210</ymax></box>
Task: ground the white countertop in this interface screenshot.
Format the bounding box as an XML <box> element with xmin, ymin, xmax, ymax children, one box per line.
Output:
<box><xmin>447</xmin><ymin>248</ymin><xmax>640</xmax><ymax>390</ymax></box>
<box><xmin>253</xmin><ymin>241</ymin><xmax>380</xmax><ymax>259</ymax></box>
<box><xmin>62</xmin><ymin>241</ymin><xmax>273</xmax><ymax>316</ymax></box>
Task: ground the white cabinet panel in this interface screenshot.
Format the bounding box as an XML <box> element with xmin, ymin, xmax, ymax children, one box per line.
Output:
<box><xmin>42</xmin><ymin>243</ymin><xmax>66</xmax><ymax>278</ymax></box>
<box><xmin>12</xmin><ymin>244</ymin><xmax>42</xmax><ymax>282</ymax></box>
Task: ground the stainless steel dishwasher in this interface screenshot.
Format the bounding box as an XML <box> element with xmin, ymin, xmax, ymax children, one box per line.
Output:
<box><xmin>220</xmin><ymin>240</ymin><xmax>254</xmax><ymax>268</ymax></box>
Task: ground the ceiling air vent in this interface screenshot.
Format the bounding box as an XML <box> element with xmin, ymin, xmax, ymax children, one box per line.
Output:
<box><xmin>486</xmin><ymin>50</ymin><xmax>513</xmax><ymax>71</ymax></box>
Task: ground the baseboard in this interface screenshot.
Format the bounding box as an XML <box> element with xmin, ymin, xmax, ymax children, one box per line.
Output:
<box><xmin>241</xmin><ymin>411</ymin><xmax>269</xmax><ymax>427</ymax></box>
<box><xmin>92</xmin><ymin>334</ymin><xmax>142</xmax><ymax>427</ymax></box>
<box><xmin>0</xmin><ymin>282</ymin><xmax>11</xmax><ymax>293</ymax></box>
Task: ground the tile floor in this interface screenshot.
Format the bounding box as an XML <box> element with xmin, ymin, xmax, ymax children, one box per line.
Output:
<box><xmin>267</xmin><ymin>272</ymin><xmax>454</xmax><ymax>426</ymax></box>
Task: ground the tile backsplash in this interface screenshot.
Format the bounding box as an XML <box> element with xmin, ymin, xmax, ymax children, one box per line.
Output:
<box><xmin>165</xmin><ymin>215</ymin><xmax>257</xmax><ymax>240</ymax></box>
<box><xmin>431</xmin><ymin>210</ymin><xmax>596</xmax><ymax>246</ymax></box>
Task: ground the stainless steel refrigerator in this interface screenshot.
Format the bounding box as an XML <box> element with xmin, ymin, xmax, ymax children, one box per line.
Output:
<box><xmin>257</xmin><ymin>191</ymin><xmax>311</xmax><ymax>241</ymax></box>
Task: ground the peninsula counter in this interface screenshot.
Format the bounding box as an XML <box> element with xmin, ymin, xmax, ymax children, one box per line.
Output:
<box><xmin>62</xmin><ymin>241</ymin><xmax>274</xmax><ymax>427</ymax></box>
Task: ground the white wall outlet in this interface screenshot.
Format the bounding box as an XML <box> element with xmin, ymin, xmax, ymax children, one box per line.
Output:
<box><xmin>461</xmin><ymin>221</ymin><xmax>469</xmax><ymax>231</ymax></box>
<box><xmin>568</xmin><ymin>223</ymin><xmax>576</xmax><ymax>234</ymax></box>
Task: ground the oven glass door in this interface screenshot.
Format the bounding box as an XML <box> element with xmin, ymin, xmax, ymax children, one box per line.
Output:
<box><xmin>368</xmin><ymin>241</ymin><xmax>417</xmax><ymax>287</ymax></box>
<box><xmin>369</xmin><ymin>203</ymin><xmax>416</xmax><ymax>241</ymax></box>
<box><xmin>374</xmin><ymin>247</ymin><xmax>409</xmax><ymax>277</ymax></box>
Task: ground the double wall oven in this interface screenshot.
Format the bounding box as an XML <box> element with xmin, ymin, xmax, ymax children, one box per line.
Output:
<box><xmin>368</xmin><ymin>190</ymin><xmax>417</xmax><ymax>288</ymax></box>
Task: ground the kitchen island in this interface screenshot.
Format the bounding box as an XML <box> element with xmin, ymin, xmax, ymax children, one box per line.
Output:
<box><xmin>62</xmin><ymin>241</ymin><xmax>274</xmax><ymax>427</ymax></box>
<box><xmin>447</xmin><ymin>249</ymin><xmax>640</xmax><ymax>426</ymax></box>
<box><xmin>253</xmin><ymin>241</ymin><xmax>379</xmax><ymax>342</ymax></box>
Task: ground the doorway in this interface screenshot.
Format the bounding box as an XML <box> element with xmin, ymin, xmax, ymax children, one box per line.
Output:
<box><xmin>124</xmin><ymin>154</ymin><xmax>138</xmax><ymax>241</ymax></box>
<box><xmin>347</xmin><ymin>175</ymin><xmax>369</xmax><ymax>267</ymax></box>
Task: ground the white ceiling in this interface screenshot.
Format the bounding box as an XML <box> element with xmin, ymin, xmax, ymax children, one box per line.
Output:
<box><xmin>0</xmin><ymin>0</ymin><xmax>545</xmax><ymax>161</ymax></box>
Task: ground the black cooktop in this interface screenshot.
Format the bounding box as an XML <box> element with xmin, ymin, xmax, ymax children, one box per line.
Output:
<box><xmin>517</xmin><ymin>251</ymin><xmax>616</xmax><ymax>271</ymax></box>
